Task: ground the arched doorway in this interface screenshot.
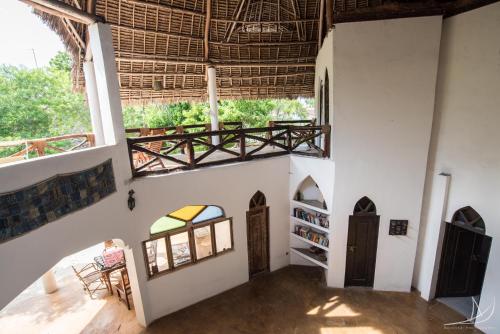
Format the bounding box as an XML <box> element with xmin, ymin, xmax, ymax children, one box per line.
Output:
<box><xmin>246</xmin><ymin>191</ymin><xmax>270</xmax><ymax>278</ymax></box>
<box><xmin>436</xmin><ymin>207</ymin><xmax>491</xmax><ymax>299</ymax></box>
<box><xmin>345</xmin><ymin>196</ymin><xmax>380</xmax><ymax>287</ymax></box>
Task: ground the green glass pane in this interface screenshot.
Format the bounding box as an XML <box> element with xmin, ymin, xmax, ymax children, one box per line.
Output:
<box><xmin>150</xmin><ymin>216</ymin><xmax>186</xmax><ymax>235</ymax></box>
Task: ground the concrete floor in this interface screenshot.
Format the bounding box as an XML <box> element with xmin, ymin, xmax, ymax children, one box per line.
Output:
<box><xmin>146</xmin><ymin>266</ymin><xmax>482</xmax><ymax>334</ymax></box>
<box><xmin>0</xmin><ymin>243</ymin><xmax>142</xmax><ymax>334</ymax></box>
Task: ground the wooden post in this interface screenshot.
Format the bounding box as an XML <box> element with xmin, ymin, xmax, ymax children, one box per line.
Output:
<box><xmin>322</xmin><ymin>125</ymin><xmax>331</xmax><ymax>158</ymax></box>
<box><xmin>187</xmin><ymin>139</ymin><xmax>195</xmax><ymax>169</ymax></box>
<box><xmin>239</xmin><ymin>133</ymin><xmax>246</xmax><ymax>161</ymax></box>
<box><xmin>205</xmin><ymin>123</ymin><xmax>212</xmax><ymax>145</ymax></box>
<box><xmin>326</xmin><ymin>0</ymin><xmax>333</xmax><ymax>29</ymax></box>
<box><xmin>287</xmin><ymin>127</ymin><xmax>292</xmax><ymax>152</ymax></box>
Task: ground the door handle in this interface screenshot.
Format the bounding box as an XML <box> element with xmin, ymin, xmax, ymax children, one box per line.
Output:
<box><xmin>348</xmin><ymin>246</ymin><xmax>357</xmax><ymax>252</ymax></box>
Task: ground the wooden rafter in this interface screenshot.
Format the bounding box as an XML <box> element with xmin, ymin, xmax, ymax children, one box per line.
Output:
<box><xmin>20</xmin><ymin>0</ymin><xmax>101</xmax><ymax>24</ymax></box>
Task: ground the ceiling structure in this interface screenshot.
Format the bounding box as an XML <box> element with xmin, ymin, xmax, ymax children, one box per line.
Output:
<box><xmin>29</xmin><ymin>0</ymin><xmax>497</xmax><ymax>104</ymax></box>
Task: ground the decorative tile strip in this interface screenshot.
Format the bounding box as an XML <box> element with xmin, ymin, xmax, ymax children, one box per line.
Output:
<box><xmin>0</xmin><ymin>159</ymin><xmax>116</xmax><ymax>243</ymax></box>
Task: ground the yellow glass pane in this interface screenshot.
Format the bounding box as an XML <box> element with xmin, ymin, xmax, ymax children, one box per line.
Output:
<box><xmin>169</xmin><ymin>205</ymin><xmax>205</xmax><ymax>221</ymax></box>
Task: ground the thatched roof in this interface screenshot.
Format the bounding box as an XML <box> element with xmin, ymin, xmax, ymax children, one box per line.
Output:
<box><xmin>34</xmin><ymin>0</ymin><xmax>497</xmax><ymax>104</ymax></box>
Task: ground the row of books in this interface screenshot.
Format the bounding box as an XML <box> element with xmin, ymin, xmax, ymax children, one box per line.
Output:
<box><xmin>293</xmin><ymin>207</ymin><xmax>329</xmax><ymax>228</ymax></box>
<box><xmin>294</xmin><ymin>225</ymin><xmax>329</xmax><ymax>247</ymax></box>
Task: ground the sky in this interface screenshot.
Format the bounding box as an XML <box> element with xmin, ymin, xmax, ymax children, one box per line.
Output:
<box><xmin>0</xmin><ymin>1</ymin><xmax>65</xmax><ymax>68</ymax></box>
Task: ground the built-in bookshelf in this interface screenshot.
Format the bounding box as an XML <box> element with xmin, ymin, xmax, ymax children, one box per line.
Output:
<box><xmin>290</xmin><ymin>176</ymin><xmax>331</xmax><ymax>271</ymax></box>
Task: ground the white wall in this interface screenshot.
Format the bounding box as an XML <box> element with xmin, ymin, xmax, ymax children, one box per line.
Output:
<box><xmin>413</xmin><ymin>3</ymin><xmax>500</xmax><ymax>332</ymax></box>
<box><xmin>129</xmin><ymin>156</ymin><xmax>291</xmax><ymax>321</ymax></box>
<box><xmin>328</xmin><ymin>16</ymin><xmax>442</xmax><ymax>290</ymax></box>
<box><xmin>0</xmin><ymin>144</ymin><xmax>133</xmax><ymax>309</ymax></box>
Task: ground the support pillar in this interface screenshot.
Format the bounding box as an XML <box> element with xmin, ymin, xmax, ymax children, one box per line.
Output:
<box><xmin>42</xmin><ymin>269</ymin><xmax>58</xmax><ymax>294</ymax></box>
<box><xmin>83</xmin><ymin>60</ymin><xmax>105</xmax><ymax>146</ymax></box>
<box><xmin>207</xmin><ymin>66</ymin><xmax>220</xmax><ymax>145</ymax></box>
<box><xmin>88</xmin><ymin>22</ymin><xmax>126</xmax><ymax>145</ymax></box>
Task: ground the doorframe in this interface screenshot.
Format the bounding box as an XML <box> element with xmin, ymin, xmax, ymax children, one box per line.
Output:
<box><xmin>344</xmin><ymin>196</ymin><xmax>380</xmax><ymax>288</ymax></box>
<box><xmin>246</xmin><ymin>205</ymin><xmax>270</xmax><ymax>278</ymax></box>
<box><xmin>435</xmin><ymin>220</ymin><xmax>491</xmax><ymax>298</ymax></box>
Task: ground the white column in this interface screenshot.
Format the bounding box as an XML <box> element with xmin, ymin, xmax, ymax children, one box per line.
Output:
<box><xmin>83</xmin><ymin>60</ymin><xmax>105</xmax><ymax>146</ymax></box>
<box><xmin>41</xmin><ymin>269</ymin><xmax>58</xmax><ymax>294</ymax></box>
<box><xmin>88</xmin><ymin>22</ymin><xmax>126</xmax><ymax>145</ymax></box>
<box><xmin>414</xmin><ymin>173</ymin><xmax>451</xmax><ymax>301</ymax></box>
<box><xmin>207</xmin><ymin>65</ymin><xmax>220</xmax><ymax>145</ymax></box>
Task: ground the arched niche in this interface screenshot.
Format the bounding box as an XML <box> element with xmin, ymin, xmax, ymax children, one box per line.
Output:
<box><xmin>451</xmin><ymin>206</ymin><xmax>485</xmax><ymax>233</ymax></box>
<box><xmin>353</xmin><ymin>196</ymin><xmax>377</xmax><ymax>215</ymax></box>
<box><xmin>293</xmin><ymin>176</ymin><xmax>327</xmax><ymax>210</ymax></box>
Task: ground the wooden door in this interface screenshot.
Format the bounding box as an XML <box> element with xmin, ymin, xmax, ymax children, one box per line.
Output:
<box><xmin>345</xmin><ymin>215</ymin><xmax>380</xmax><ymax>287</ymax></box>
<box><xmin>436</xmin><ymin>223</ymin><xmax>492</xmax><ymax>297</ymax></box>
<box><xmin>246</xmin><ymin>206</ymin><xmax>270</xmax><ymax>278</ymax></box>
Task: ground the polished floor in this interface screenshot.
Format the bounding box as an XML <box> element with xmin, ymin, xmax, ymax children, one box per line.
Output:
<box><xmin>147</xmin><ymin>266</ymin><xmax>482</xmax><ymax>334</ymax></box>
<box><xmin>0</xmin><ymin>265</ymin><xmax>482</xmax><ymax>334</ymax></box>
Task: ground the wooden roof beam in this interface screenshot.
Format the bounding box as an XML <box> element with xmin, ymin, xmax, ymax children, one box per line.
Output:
<box><xmin>116</xmin><ymin>56</ymin><xmax>315</xmax><ymax>67</ymax></box>
<box><xmin>118</xmin><ymin>0</ymin><xmax>205</xmax><ymax>16</ymax></box>
<box><xmin>20</xmin><ymin>0</ymin><xmax>101</xmax><ymax>25</ymax></box>
<box><xmin>204</xmin><ymin>0</ymin><xmax>212</xmax><ymax>61</ymax></box>
<box><xmin>333</xmin><ymin>0</ymin><xmax>500</xmax><ymax>23</ymax></box>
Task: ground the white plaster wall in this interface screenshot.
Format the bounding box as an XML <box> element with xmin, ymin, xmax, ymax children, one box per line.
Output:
<box><xmin>129</xmin><ymin>156</ymin><xmax>291</xmax><ymax>321</ymax></box>
<box><xmin>0</xmin><ymin>144</ymin><xmax>134</xmax><ymax>310</ymax></box>
<box><xmin>328</xmin><ymin>16</ymin><xmax>442</xmax><ymax>290</ymax></box>
<box><xmin>413</xmin><ymin>3</ymin><xmax>500</xmax><ymax>332</ymax></box>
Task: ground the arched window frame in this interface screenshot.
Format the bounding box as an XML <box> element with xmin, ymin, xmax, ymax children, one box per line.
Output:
<box><xmin>142</xmin><ymin>205</ymin><xmax>234</xmax><ymax>279</ymax></box>
<box><xmin>353</xmin><ymin>196</ymin><xmax>377</xmax><ymax>216</ymax></box>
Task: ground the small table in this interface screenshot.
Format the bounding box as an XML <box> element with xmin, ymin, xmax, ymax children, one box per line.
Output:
<box><xmin>94</xmin><ymin>256</ymin><xmax>126</xmax><ymax>295</ymax></box>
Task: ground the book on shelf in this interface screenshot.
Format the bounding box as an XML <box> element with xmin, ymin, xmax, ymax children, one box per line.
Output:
<box><xmin>293</xmin><ymin>207</ymin><xmax>329</xmax><ymax>228</ymax></box>
<box><xmin>294</xmin><ymin>225</ymin><xmax>329</xmax><ymax>247</ymax></box>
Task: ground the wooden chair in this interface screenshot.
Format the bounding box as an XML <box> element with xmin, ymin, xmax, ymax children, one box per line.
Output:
<box><xmin>133</xmin><ymin>128</ymin><xmax>166</xmax><ymax>170</ymax></box>
<box><xmin>72</xmin><ymin>263</ymin><xmax>108</xmax><ymax>299</ymax></box>
<box><xmin>114</xmin><ymin>268</ymin><xmax>132</xmax><ymax>310</ymax></box>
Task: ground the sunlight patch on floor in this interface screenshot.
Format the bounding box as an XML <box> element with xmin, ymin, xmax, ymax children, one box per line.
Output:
<box><xmin>321</xmin><ymin>326</ymin><xmax>384</xmax><ymax>333</ymax></box>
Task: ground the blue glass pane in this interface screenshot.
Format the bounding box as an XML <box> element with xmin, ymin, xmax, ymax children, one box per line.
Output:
<box><xmin>193</xmin><ymin>206</ymin><xmax>224</xmax><ymax>223</ymax></box>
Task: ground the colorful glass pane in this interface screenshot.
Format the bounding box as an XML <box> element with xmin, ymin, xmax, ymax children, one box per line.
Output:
<box><xmin>150</xmin><ymin>216</ymin><xmax>186</xmax><ymax>235</ymax></box>
<box><xmin>192</xmin><ymin>206</ymin><xmax>224</xmax><ymax>224</ymax></box>
<box><xmin>168</xmin><ymin>205</ymin><xmax>205</xmax><ymax>221</ymax></box>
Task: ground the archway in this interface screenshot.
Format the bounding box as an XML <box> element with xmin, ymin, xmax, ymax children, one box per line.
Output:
<box><xmin>435</xmin><ymin>207</ymin><xmax>491</xmax><ymax>317</ymax></box>
<box><xmin>345</xmin><ymin>196</ymin><xmax>380</xmax><ymax>287</ymax></box>
<box><xmin>247</xmin><ymin>191</ymin><xmax>270</xmax><ymax>278</ymax></box>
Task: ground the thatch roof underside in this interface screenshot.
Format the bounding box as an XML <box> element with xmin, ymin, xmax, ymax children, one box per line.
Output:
<box><xmin>35</xmin><ymin>0</ymin><xmax>498</xmax><ymax>104</ymax></box>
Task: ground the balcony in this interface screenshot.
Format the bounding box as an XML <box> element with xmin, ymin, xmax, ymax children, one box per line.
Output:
<box><xmin>127</xmin><ymin>122</ymin><xmax>330</xmax><ymax>176</ymax></box>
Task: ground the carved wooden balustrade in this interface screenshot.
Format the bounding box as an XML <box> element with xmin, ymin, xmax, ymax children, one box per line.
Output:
<box><xmin>127</xmin><ymin>124</ymin><xmax>331</xmax><ymax>176</ymax></box>
<box><xmin>0</xmin><ymin>133</ymin><xmax>95</xmax><ymax>164</ymax></box>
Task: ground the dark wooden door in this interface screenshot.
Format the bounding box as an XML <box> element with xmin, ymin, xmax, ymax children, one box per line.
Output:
<box><xmin>345</xmin><ymin>215</ymin><xmax>380</xmax><ymax>287</ymax></box>
<box><xmin>436</xmin><ymin>223</ymin><xmax>492</xmax><ymax>297</ymax></box>
<box><xmin>246</xmin><ymin>206</ymin><xmax>270</xmax><ymax>278</ymax></box>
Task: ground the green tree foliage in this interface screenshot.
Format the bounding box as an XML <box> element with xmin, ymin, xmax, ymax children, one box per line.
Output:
<box><xmin>1</xmin><ymin>50</ymin><xmax>312</xmax><ymax>140</ymax></box>
<box><xmin>0</xmin><ymin>51</ymin><xmax>90</xmax><ymax>140</ymax></box>
<box><xmin>122</xmin><ymin>98</ymin><xmax>311</xmax><ymax>129</ymax></box>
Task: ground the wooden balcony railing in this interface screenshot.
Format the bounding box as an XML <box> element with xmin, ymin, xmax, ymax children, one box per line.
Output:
<box><xmin>0</xmin><ymin>133</ymin><xmax>95</xmax><ymax>165</ymax></box>
<box><xmin>127</xmin><ymin>124</ymin><xmax>331</xmax><ymax>176</ymax></box>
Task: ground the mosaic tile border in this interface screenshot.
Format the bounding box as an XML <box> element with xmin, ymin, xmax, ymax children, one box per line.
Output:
<box><xmin>0</xmin><ymin>159</ymin><xmax>117</xmax><ymax>243</ymax></box>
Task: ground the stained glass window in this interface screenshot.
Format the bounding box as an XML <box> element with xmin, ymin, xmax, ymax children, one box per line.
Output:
<box><xmin>150</xmin><ymin>216</ymin><xmax>186</xmax><ymax>235</ymax></box>
<box><xmin>168</xmin><ymin>205</ymin><xmax>205</xmax><ymax>221</ymax></box>
<box><xmin>144</xmin><ymin>204</ymin><xmax>233</xmax><ymax>278</ymax></box>
<box><xmin>192</xmin><ymin>206</ymin><xmax>224</xmax><ymax>224</ymax></box>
